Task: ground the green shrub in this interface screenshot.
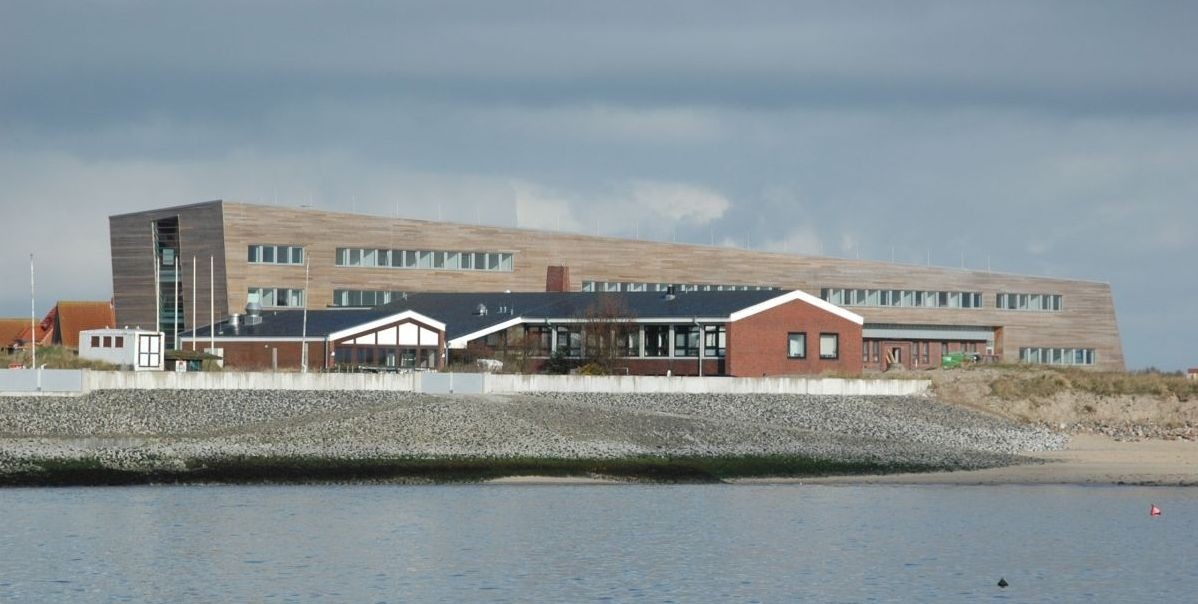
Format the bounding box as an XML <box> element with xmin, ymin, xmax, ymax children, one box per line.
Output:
<box><xmin>541</xmin><ymin>351</ymin><xmax>573</xmax><ymax>375</ymax></box>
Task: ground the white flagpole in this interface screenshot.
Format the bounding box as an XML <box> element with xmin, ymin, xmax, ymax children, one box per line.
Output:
<box><xmin>173</xmin><ymin>257</ymin><xmax>179</xmax><ymax>350</ymax></box>
<box><xmin>29</xmin><ymin>254</ymin><xmax>35</xmax><ymax>371</ymax></box>
<box><xmin>192</xmin><ymin>256</ymin><xmax>197</xmax><ymax>351</ymax></box>
<box><xmin>154</xmin><ymin>248</ymin><xmax>160</xmax><ymax>338</ymax></box>
<box><xmin>209</xmin><ymin>255</ymin><xmax>215</xmax><ymax>354</ymax></box>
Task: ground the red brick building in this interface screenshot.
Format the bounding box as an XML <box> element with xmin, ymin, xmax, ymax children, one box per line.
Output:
<box><xmin>182</xmin><ymin>290</ymin><xmax>864</xmax><ymax>376</ymax></box>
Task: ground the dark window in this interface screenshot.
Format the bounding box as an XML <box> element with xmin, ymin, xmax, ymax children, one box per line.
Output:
<box><xmin>91</xmin><ymin>336</ymin><xmax>100</xmax><ymax>348</ymax></box>
<box><xmin>102</xmin><ymin>336</ymin><xmax>112</xmax><ymax>348</ymax></box>
<box><xmin>524</xmin><ymin>326</ymin><xmax>552</xmax><ymax>356</ymax></box>
<box><xmin>674</xmin><ymin>325</ymin><xmax>700</xmax><ymax>357</ymax></box>
<box><xmin>114</xmin><ymin>336</ymin><xmax>124</xmax><ymax>348</ymax></box>
<box><xmin>788</xmin><ymin>333</ymin><xmax>807</xmax><ymax>359</ymax></box>
<box><xmin>401</xmin><ymin>349</ymin><xmax>417</xmax><ymax>368</ymax></box>
<box><xmin>555</xmin><ymin>326</ymin><xmax>582</xmax><ymax>357</ymax></box>
<box><xmin>483</xmin><ymin>331</ymin><xmax>506</xmax><ymax>350</ymax></box>
<box><xmin>703</xmin><ymin>325</ymin><xmax>726</xmax><ymax>358</ymax></box>
<box><xmin>643</xmin><ymin>325</ymin><xmax>670</xmax><ymax>357</ymax></box>
<box><xmin>619</xmin><ymin>330</ymin><xmax>641</xmax><ymax>357</ymax></box>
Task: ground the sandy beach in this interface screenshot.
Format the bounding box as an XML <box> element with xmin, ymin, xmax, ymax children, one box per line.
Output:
<box><xmin>484</xmin><ymin>435</ymin><xmax>1198</xmax><ymax>486</ymax></box>
<box><xmin>771</xmin><ymin>434</ymin><xmax>1198</xmax><ymax>486</ymax></box>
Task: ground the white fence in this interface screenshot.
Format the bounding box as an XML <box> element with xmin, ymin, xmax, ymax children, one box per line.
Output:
<box><xmin>482</xmin><ymin>374</ymin><xmax>930</xmax><ymax>396</ymax></box>
<box><xmin>83</xmin><ymin>371</ymin><xmax>418</xmax><ymax>392</ymax></box>
<box><xmin>0</xmin><ymin>369</ymin><xmax>85</xmax><ymax>394</ymax></box>
<box><xmin>423</xmin><ymin>372</ymin><xmax>486</xmax><ymax>394</ymax></box>
<box><xmin>0</xmin><ymin>369</ymin><xmax>929</xmax><ymax>397</ymax></box>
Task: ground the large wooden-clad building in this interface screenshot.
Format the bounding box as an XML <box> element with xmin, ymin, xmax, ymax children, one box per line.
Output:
<box><xmin>110</xmin><ymin>200</ymin><xmax>1124</xmax><ymax>371</ymax></box>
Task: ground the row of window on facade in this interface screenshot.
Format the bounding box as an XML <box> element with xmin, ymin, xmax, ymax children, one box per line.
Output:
<box><xmin>249</xmin><ymin>244</ymin><xmax>515</xmax><ymax>272</ymax></box>
<box><xmin>248</xmin><ymin>287</ymin><xmax>305</xmax><ymax>308</ymax></box>
<box><xmin>332</xmin><ymin>346</ymin><xmax>438</xmax><ymax>369</ymax></box>
<box><xmin>821</xmin><ymin>288</ymin><xmax>1063</xmax><ymax>311</ymax></box>
<box><xmin>861</xmin><ymin>340</ymin><xmax>983</xmax><ymax>365</ymax></box>
<box><xmin>247</xmin><ymin>244</ymin><xmax>305</xmax><ymax>265</ymax></box>
<box><xmin>481</xmin><ymin>324</ymin><xmax>729</xmax><ymax>358</ymax></box>
<box><xmin>336</xmin><ymin>248</ymin><xmax>514</xmax><ymax>272</ymax></box>
<box><xmin>996</xmin><ymin>293</ymin><xmax>1063</xmax><ymax>312</ymax></box>
<box><xmin>823</xmin><ymin>288</ymin><xmax>982</xmax><ymax>309</ymax></box>
<box><xmin>89</xmin><ymin>335</ymin><xmax>125</xmax><ymax>349</ymax></box>
<box><xmin>581</xmin><ymin>281</ymin><xmax>780</xmax><ymax>293</ymax></box>
<box><xmin>249</xmin><ymin>287</ymin><xmax>392</xmax><ymax>308</ymax></box>
<box><xmin>250</xmin><ymin>287</ymin><xmax>403</xmax><ymax>308</ymax></box>
<box><xmin>1019</xmin><ymin>347</ymin><xmax>1095</xmax><ymax>366</ymax></box>
<box><xmin>333</xmin><ymin>289</ymin><xmax>402</xmax><ymax>307</ymax></box>
<box><xmin>786</xmin><ymin>333</ymin><xmax>840</xmax><ymax>360</ymax></box>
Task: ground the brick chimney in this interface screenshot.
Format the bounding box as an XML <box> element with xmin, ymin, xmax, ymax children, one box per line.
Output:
<box><xmin>546</xmin><ymin>265</ymin><xmax>571</xmax><ymax>292</ymax></box>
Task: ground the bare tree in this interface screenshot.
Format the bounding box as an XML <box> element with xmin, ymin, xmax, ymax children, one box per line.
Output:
<box><xmin>578</xmin><ymin>294</ymin><xmax>638</xmax><ymax>374</ymax></box>
<box><xmin>508</xmin><ymin>326</ymin><xmax>550</xmax><ymax>374</ymax></box>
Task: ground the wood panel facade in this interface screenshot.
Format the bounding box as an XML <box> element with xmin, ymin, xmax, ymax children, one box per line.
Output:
<box><xmin>110</xmin><ymin>200</ymin><xmax>1125</xmax><ymax>370</ymax></box>
<box><xmin>109</xmin><ymin>201</ymin><xmax>229</xmax><ymax>336</ymax></box>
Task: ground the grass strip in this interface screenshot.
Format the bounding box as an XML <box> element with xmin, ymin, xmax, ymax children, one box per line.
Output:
<box><xmin>0</xmin><ymin>454</ymin><xmax>958</xmax><ymax>487</ymax></box>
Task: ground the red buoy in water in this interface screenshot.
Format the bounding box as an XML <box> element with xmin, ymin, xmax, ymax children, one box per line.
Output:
<box><xmin>1150</xmin><ymin>504</ymin><xmax>1162</xmax><ymax>517</ymax></box>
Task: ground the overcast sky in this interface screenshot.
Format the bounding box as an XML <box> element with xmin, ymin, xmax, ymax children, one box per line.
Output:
<box><xmin>1</xmin><ymin>1</ymin><xmax>1194</xmax><ymax>369</ymax></box>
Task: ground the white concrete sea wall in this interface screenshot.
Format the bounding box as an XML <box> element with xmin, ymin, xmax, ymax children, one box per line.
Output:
<box><xmin>0</xmin><ymin>369</ymin><xmax>929</xmax><ymax>396</ymax></box>
<box><xmin>82</xmin><ymin>371</ymin><xmax>419</xmax><ymax>392</ymax></box>
<box><xmin>0</xmin><ymin>369</ymin><xmax>84</xmax><ymax>394</ymax></box>
<box><xmin>482</xmin><ymin>375</ymin><xmax>930</xmax><ymax>396</ymax></box>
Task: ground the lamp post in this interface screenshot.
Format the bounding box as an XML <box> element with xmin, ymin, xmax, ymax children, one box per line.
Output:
<box><xmin>209</xmin><ymin>255</ymin><xmax>214</xmax><ymax>355</ymax></box>
<box><xmin>192</xmin><ymin>255</ymin><xmax>197</xmax><ymax>351</ymax></box>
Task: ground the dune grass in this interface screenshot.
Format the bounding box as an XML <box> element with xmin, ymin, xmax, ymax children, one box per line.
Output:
<box><xmin>987</xmin><ymin>366</ymin><xmax>1198</xmax><ymax>401</ymax></box>
<box><xmin>1</xmin><ymin>345</ymin><xmax>118</xmax><ymax>370</ymax></box>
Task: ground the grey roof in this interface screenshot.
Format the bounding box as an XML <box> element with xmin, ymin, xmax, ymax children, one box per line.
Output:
<box><xmin>183</xmin><ymin>290</ymin><xmax>788</xmax><ymax>341</ymax></box>
<box><xmin>184</xmin><ymin>307</ymin><xmax>387</xmax><ymax>340</ymax></box>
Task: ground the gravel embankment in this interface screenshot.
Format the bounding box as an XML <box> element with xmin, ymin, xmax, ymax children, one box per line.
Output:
<box><xmin>0</xmin><ymin>390</ymin><xmax>1068</xmax><ymax>479</ymax></box>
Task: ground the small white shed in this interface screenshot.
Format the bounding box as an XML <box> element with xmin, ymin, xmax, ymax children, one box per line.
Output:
<box><xmin>78</xmin><ymin>328</ymin><xmax>165</xmax><ymax>371</ymax></box>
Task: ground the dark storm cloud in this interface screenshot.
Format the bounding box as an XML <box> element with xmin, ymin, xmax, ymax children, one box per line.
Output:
<box><xmin>0</xmin><ymin>1</ymin><xmax>1195</xmax><ymax>369</ymax></box>
<box><xmin>5</xmin><ymin>0</ymin><xmax>1198</xmax><ymax>132</ymax></box>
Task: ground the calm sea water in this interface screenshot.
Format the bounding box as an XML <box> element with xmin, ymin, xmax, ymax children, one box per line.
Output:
<box><xmin>0</xmin><ymin>484</ymin><xmax>1194</xmax><ymax>602</ymax></box>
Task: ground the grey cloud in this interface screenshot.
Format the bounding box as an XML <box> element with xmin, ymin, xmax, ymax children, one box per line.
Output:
<box><xmin>1</xmin><ymin>1</ymin><xmax>1196</xmax><ymax>369</ymax></box>
<box><xmin>5</xmin><ymin>1</ymin><xmax>1198</xmax><ymax>135</ymax></box>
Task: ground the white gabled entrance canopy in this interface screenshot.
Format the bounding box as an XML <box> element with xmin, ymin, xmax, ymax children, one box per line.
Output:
<box><xmin>326</xmin><ymin>310</ymin><xmax>446</xmax><ymax>343</ymax></box>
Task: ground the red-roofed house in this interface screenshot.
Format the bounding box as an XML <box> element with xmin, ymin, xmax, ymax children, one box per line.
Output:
<box><xmin>1</xmin><ymin>302</ymin><xmax>116</xmax><ymax>354</ymax></box>
<box><xmin>1</xmin><ymin>320</ymin><xmax>50</xmax><ymax>354</ymax></box>
<box><xmin>49</xmin><ymin>301</ymin><xmax>116</xmax><ymax>348</ymax></box>
<box><xmin>0</xmin><ymin>319</ymin><xmax>31</xmax><ymax>354</ymax></box>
